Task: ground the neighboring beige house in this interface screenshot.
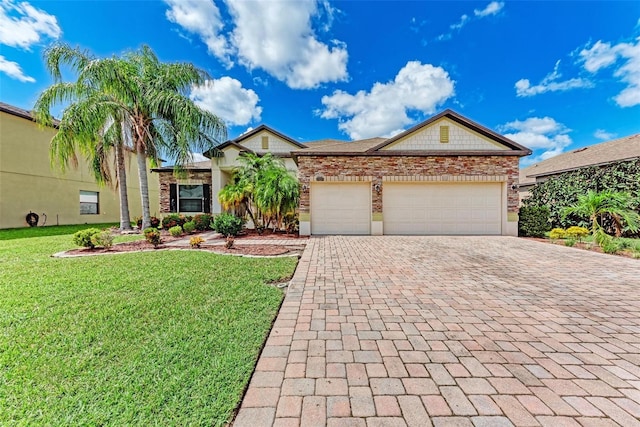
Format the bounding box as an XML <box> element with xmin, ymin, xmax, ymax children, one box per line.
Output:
<box><xmin>155</xmin><ymin>110</ymin><xmax>531</xmax><ymax>236</ymax></box>
<box><xmin>0</xmin><ymin>102</ymin><xmax>160</xmax><ymax>229</ymax></box>
<box><xmin>519</xmin><ymin>133</ymin><xmax>640</xmax><ymax>202</ymax></box>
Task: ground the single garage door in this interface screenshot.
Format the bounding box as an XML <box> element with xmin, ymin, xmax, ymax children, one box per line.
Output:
<box><xmin>383</xmin><ymin>182</ymin><xmax>502</xmax><ymax>235</ymax></box>
<box><xmin>311</xmin><ymin>182</ymin><xmax>370</xmax><ymax>235</ymax></box>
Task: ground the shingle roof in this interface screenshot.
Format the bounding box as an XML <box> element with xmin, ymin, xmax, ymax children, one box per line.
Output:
<box><xmin>297</xmin><ymin>137</ymin><xmax>386</xmax><ymax>153</ymax></box>
<box><xmin>520</xmin><ymin>133</ymin><xmax>640</xmax><ymax>186</ymax></box>
<box><xmin>0</xmin><ymin>101</ymin><xmax>60</xmax><ymax>127</ymax></box>
<box><xmin>151</xmin><ymin>160</ymin><xmax>211</xmax><ymax>172</ymax></box>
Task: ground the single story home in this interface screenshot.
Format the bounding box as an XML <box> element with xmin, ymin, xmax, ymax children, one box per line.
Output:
<box><xmin>0</xmin><ymin>102</ymin><xmax>160</xmax><ymax>229</ymax></box>
<box><xmin>519</xmin><ymin>133</ymin><xmax>640</xmax><ymax>202</ymax></box>
<box><xmin>153</xmin><ymin>109</ymin><xmax>531</xmax><ymax>236</ymax></box>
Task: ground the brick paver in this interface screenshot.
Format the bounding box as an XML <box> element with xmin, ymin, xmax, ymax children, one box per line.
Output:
<box><xmin>233</xmin><ymin>236</ymin><xmax>640</xmax><ymax>426</ymax></box>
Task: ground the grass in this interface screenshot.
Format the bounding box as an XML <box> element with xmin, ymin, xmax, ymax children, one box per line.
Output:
<box><xmin>0</xmin><ymin>223</ymin><xmax>120</xmax><ymax>241</ymax></box>
<box><xmin>0</xmin><ymin>226</ymin><xmax>297</xmax><ymax>426</ymax></box>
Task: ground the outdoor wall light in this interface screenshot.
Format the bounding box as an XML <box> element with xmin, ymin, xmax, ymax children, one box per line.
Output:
<box><xmin>511</xmin><ymin>184</ymin><xmax>519</xmax><ymax>190</ymax></box>
<box><xmin>302</xmin><ymin>184</ymin><xmax>309</xmax><ymax>193</ymax></box>
<box><xmin>374</xmin><ymin>183</ymin><xmax>381</xmax><ymax>194</ymax></box>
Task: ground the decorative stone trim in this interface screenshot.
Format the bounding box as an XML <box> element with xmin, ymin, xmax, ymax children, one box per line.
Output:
<box><xmin>382</xmin><ymin>175</ymin><xmax>508</xmax><ymax>182</ymax></box>
<box><xmin>312</xmin><ymin>175</ymin><xmax>374</xmax><ymax>182</ymax></box>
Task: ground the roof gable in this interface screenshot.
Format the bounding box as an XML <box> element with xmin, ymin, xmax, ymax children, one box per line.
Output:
<box><xmin>369</xmin><ymin>109</ymin><xmax>531</xmax><ymax>155</ymax></box>
<box><xmin>234</xmin><ymin>125</ymin><xmax>306</xmax><ymax>152</ymax></box>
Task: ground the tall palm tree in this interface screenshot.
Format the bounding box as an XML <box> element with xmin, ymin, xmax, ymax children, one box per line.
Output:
<box><xmin>563</xmin><ymin>190</ymin><xmax>639</xmax><ymax>237</ymax></box>
<box><xmin>34</xmin><ymin>44</ymin><xmax>226</xmax><ymax>229</ymax></box>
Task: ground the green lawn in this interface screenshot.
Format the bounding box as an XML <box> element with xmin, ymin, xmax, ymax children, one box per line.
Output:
<box><xmin>0</xmin><ymin>226</ymin><xmax>297</xmax><ymax>426</ymax></box>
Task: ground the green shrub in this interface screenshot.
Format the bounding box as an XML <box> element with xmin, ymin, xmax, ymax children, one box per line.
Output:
<box><xmin>162</xmin><ymin>214</ymin><xmax>185</xmax><ymax>229</ymax></box>
<box><xmin>549</xmin><ymin>228</ymin><xmax>566</xmax><ymax>240</ymax></box>
<box><xmin>91</xmin><ymin>231</ymin><xmax>114</xmax><ymax>249</ymax></box>
<box><xmin>212</xmin><ymin>213</ymin><xmax>244</xmax><ymax>237</ymax></box>
<box><xmin>72</xmin><ymin>228</ymin><xmax>102</xmax><ymax>248</ymax></box>
<box><xmin>518</xmin><ymin>205</ymin><xmax>551</xmax><ymax>237</ymax></box>
<box><xmin>564</xmin><ymin>238</ymin><xmax>576</xmax><ymax>247</ymax></box>
<box><xmin>143</xmin><ymin>227</ymin><xmax>162</xmax><ymax>247</ymax></box>
<box><xmin>169</xmin><ymin>225</ymin><xmax>183</xmax><ymax>237</ymax></box>
<box><xmin>565</xmin><ymin>226</ymin><xmax>589</xmax><ymax>241</ymax></box>
<box><xmin>183</xmin><ymin>221</ymin><xmax>196</xmax><ymax>234</ymax></box>
<box><xmin>193</xmin><ymin>214</ymin><xmax>213</xmax><ymax>231</ymax></box>
<box><xmin>601</xmin><ymin>238</ymin><xmax>622</xmax><ymax>254</ymax></box>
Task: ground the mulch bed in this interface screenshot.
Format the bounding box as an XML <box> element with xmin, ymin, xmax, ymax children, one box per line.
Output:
<box><xmin>524</xmin><ymin>237</ymin><xmax>638</xmax><ymax>259</ymax></box>
<box><xmin>61</xmin><ymin>228</ymin><xmax>305</xmax><ymax>258</ymax></box>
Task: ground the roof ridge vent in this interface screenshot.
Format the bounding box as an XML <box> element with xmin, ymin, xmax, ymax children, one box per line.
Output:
<box><xmin>572</xmin><ymin>147</ymin><xmax>588</xmax><ymax>153</ymax></box>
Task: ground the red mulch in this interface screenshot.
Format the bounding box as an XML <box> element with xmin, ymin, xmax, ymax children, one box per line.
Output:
<box><xmin>63</xmin><ymin>228</ymin><xmax>304</xmax><ymax>257</ymax></box>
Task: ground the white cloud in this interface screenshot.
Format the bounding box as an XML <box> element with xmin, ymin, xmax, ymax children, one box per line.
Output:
<box><xmin>474</xmin><ymin>1</ymin><xmax>504</xmax><ymax>17</ymax></box>
<box><xmin>579</xmin><ymin>37</ymin><xmax>640</xmax><ymax>107</ymax></box>
<box><xmin>594</xmin><ymin>129</ymin><xmax>617</xmax><ymax>140</ymax></box>
<box><xmin>437</xmin><ymin>1</ymin><xmax>503</xmax><ymax>42</ymax></box>
<box><xmin>319</xmin><ymin>61</ymin><xmax>455</xmax><ymax>140</ymax></box>
<box><xmin>190</xmin><ymin>77</ymin><xmax>262</xmax><ymax>126</ymax></box>
<box><xmin>164</xmin><ymin>0</ymin><xmax>348</xmax><ymax>89</ymax></box>
<box><xmin>0</xmin><ymin>55</ymin><xmax>34</xmax><ymax>82</ymax></box>
<box><xmin>164</xmin><ymin>0</ymin><xmax>233</xmax><ymax>67</ymax></box>
<box><xmin>0</xmin><ymin>0</ymin><xmax>60</xmax><ymax>50</ymax></box>
<box><xmin>501</xmin><ymin>117</ymin><xmax>572</xmax><ymax>163</ymax></box>
<box><xmin>515</xmin><ymin>60</ymin><xmax>592</xmax><ymax>96</ymax></box>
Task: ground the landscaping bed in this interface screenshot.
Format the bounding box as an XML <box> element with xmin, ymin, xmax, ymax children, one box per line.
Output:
<box><xmin>525</xmin><ymin>237</ymin><xmax>640</xmax><ymax>259</ymax></box>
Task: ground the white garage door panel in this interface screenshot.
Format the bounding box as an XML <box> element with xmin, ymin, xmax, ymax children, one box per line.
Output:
<box><xmin>384</xmin><ymin>183</ymin><xmax>502</xmax><ymax>235</ymax></box>
<box><xmin>311</xmin><ymin>183</ymin><xmax>370</xmax><ymax>235</ymax></box>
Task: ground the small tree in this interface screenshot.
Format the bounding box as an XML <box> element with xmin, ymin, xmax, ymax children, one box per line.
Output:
<box><xmin>563</xmin><ymin>190</ymin><xmax>640</xmax><ymax>238</ymax></box>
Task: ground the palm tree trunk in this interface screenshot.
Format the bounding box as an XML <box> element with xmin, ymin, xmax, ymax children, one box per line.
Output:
<box><xmin>115</xmin><ymin>142</ymin><xmax>132</xmax><ymax>230</ymax></box>
<box><xmin>136</xmin><ymin>145</ymin><xmax>151</xmax><ymax>229</ymax></box>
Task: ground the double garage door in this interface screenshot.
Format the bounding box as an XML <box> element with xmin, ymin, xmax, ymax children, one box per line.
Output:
<box><xmin>310</xmin><ymin>182</ymin><xmax>502</xmax><ymax>235</ymax></box>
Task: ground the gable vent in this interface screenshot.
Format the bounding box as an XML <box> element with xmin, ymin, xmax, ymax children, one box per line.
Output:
<box><xmin>261</xmin><ymin>135</ymin><xmax>269</xmax><ymax>149</ymax></box>
<box><xmin>440</xmin><ymin>126</ymin><xmax>449</xmax><ymax>143</ymax></box>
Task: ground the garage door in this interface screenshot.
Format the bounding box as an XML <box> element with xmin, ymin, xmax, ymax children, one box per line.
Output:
<box><xmin>311</xmin><ymin>182</ymin><xmax>370</xmax><ymax>235</ymax></box>
<box><xmin>383</xmin><ymin>183</ymin><xmax>502</xmax><ymax>235</ymax></box>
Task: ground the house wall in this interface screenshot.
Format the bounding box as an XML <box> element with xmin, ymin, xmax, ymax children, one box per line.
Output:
<box><xmin>157</xmin><ymin>170</ymin><xmax>212</xmax><ymax>214</ymax></box>
<box><xmin>385</xmin><ymin>118</ymin><xmax>510</xmax><ymax>151</ymax></box>
<box><xmin>0</xmin><ymin>111</ymin><xmax>159</xmax><ymax>229</ymax></box>
<box><xmin>297</xmin><ymin>155</ymin><xmax>520</xmax><ymax>235</ymax></box>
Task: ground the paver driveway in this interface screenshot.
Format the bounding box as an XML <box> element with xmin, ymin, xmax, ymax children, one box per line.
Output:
<box><xmin>234</xmin><ymin>236</ymin><xmax>640</xmax><ymax>427</ymax></box>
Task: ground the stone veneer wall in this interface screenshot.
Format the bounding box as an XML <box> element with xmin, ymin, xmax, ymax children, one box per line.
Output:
<box><xmin>157</xmin><ymin>170</ymin><xmax>212</xmax><ymax>213</ymax></box>
<box><xmin>297</xmin><ymin>155</ymin><xmax>520</xmax><ymax>215</ymax></box>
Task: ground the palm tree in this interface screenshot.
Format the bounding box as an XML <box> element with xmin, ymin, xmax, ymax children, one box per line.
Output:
<box><xmin>34</xmin><ymin>44</ymin><xmax>226</xmax><ymax>229</ymax></box>
<box><xmin>219</xmin><ymin>153</ymin><xmax>299</xmax><ymax>231</ymax></box>
<box><xmin>563</xmin><ymin>190</ymin><xmax>639</xmax><ymax>237</ymax></box>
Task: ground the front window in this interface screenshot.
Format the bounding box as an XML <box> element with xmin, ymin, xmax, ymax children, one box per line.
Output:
<box><xmin>179</xmin><ymin>185</ymin><xmax>203</xmax><ymax>212</ymax></box>
<box><xmin>80</xmin><ymin>191</ymin><xmax>99</xmax><ymax>215</ymax></box>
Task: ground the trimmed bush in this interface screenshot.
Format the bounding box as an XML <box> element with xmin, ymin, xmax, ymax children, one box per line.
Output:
<box><xmin>190</xmin><ymin>236</ymin><xmax>205</xmax><ymax>248</ymax></box>
<box><xmin>72</xmin><ymin>228</ymin><xmax>102</xmax><ymax>249</ymax></box>
<box><xmin>137</xmin><ymin>216</ymin><xmax>161</xmax><ymax>229</ymax></box>
<box><xmin>183</xmin><ymin>221</ymin><xmax>196</xmax><ymax>234</ymax></box>
<box><xmin>212</xmin><ymin>213</ymin><xmax>244</xmax><ymax>237</ymax></box>
<box><xmin>549</xmin><ymin>228</ymin><xmax>566</xmax><ymax>240</ymax></box>
<box><xmin>169</xmin><ymin>225</ymin><xmax>183</xmax><ymax>237</ymax></box>
<box><xmin>565</xmin><ymin>226</ymin><xmax>589</xmax><ymax>241</ymax></box>
<box><xmin>143</xmin><ymin>227</ymin><xmax>162</xmax><ymax>247</ymax></box>
<box><xmin>518</xmin><ymin>205</ymin><xmax>551</xmax><ymax>237</ymax></box>
<box><xmin>91</xmin><ymin>231</ymin><xmax>114</xmax><ymax>249</ymax></box>
<box><xmin>162</xmin><ymin>214</ymin><xmax>185</xmax><ymax>229</ymax></box>
<box><xmin>193</xmin><ymin>214</ymin><xmax>213</xmax><ymax>231</ymax></box>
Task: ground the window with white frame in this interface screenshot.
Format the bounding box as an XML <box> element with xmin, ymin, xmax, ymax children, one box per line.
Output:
<box><xmin>80</xmin><ymin>191</ymin><xmax>99</xmax><ymax>215</ymax></box>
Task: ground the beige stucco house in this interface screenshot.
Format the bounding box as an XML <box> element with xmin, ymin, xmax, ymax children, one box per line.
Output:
<box><xmin>154</xmin><ymin>110</ymin><xmax>531</xmax><ymax>236</ymax></box>
<box><xmin>0</xmin><ymin>102</ymin><xmax>159</xmax><ymax>229</ymax></box>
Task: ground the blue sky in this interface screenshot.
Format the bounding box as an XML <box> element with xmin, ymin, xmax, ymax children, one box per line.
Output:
<box><xmin>1</xmin><ymin>0</ymin><xmax>639</xmax><ymax>165</ymax></box>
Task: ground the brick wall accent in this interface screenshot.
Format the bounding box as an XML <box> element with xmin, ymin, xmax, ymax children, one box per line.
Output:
<box><xmin>297</xmin><ymin>155</ymin><xmax>520</xmax><ymax>214</ymax></box>
<box><xmin>157</xmin><ymin>170</ymin><xmax>212</xmax><ymax>213</ymax></box>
